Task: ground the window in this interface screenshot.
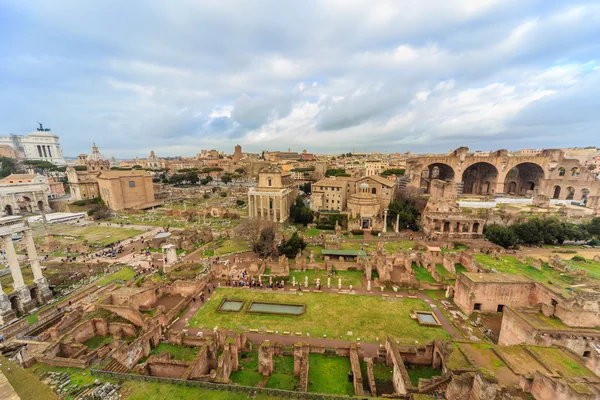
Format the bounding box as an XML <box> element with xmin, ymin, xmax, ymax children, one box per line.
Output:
<box><xmin>583</xmin><ymin>351</ymin><xmax>591</xmax><ymax>358</ymax></box>
<box><xmin>473</xmin><ymin>303</ymin><xmax>482</xmax><ymax>311</ymax></box>
<box><xmin>129</xmin><ymin>181</ymin><xmax>136</xmax><ymax>188</ymax></box>
<box><xmin>497</xmin><ymin>304</ymin><xmax>504</xmax><ymax>313</ymax></box>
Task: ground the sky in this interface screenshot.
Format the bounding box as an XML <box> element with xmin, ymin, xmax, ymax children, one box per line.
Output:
<box><xmin>1</xmin><ymin>0</ymin><xmax>600</xmax><ymax>158</ymax></box>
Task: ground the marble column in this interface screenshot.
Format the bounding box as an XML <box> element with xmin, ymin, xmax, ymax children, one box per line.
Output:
<box><xmin>260</xmin><ymin>196</ymin><xmax>264</xmax><ymax>219</ymax></box>
<box><xmin>279</xmin><ymin>196</ymin><xmax>285</xmax><ymax>223</ymax></box>
<box><xmin>395</xmin><ymin>213</ymin><xmax>400</xmax><ymax>233</ymax></box>
<box><xmin>253</xmin><ymin>195</ymin><xmax>258</xmax><ymax>218</ymax></box>
<box><xmin>0</xmin><ymin>279</ymin><xmax>16</xmax><ymax>325</ymax></box>
<box><xmin>248</xmin><ymin>193</ymin><xmax>253</xmax><ymax>218</ymax></box>
<box><xmin>383</xmin><ymin>209</ymin><xmax>388</xmax><ymax>233</ymax></box>
<box><xmin>4</xmin><ymin>235</ymin><xmax>33</xmax><ymax>313</ymax></box>
<box><xmin>24</xmin><ymin>229</ymin><xmax>52</xmax><ymax>302</ymax></box>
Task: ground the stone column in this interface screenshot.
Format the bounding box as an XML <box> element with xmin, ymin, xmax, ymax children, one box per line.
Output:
<box><xmin>395</xmin><ymin>213</ymin><xmax>400</xmax><ymax>233</ymax></box>
<box><xmin>272</xmin><ymin>197</ymin><xmax>277</xmax><ymax>222</ymax></box>
<box><xmin>383</xmin><ymin>209</ymin><xmax>388</xmax><ymax>233</ymax></box>
<box><xmin>279</xmin><ymin>195</ymin><xmax>285</xmax><ymax>223</ymax></box>
<box><xmin>24</xmin><ymin>229</ymin><xmax>52</xmax><ymax>302</ymax></box>
<box><xmin>0</xmin><ymin>279</ymin><xmax>16</xmax><ymax>325</ymax></box>
<box><xmin>4</xmin><ymin>235</ymin><xmax>33</xmax><ymax>313</ymax></box>
<box><xmin>260</xmin><ymin>195</ymin><xmax>264</xmax><ymax>219</ymax></box>
<box><xmin>247</xmin><ymin>193</ymin><xmax>253</xmax><ymax>218</ymax></box>
<box><xmin>253</xmin><ymin>195</ymin><xmax>258</xmax><ymax>218</ymax></box>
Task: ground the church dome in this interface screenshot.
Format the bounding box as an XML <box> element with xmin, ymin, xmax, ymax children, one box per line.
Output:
<box><xmin>88</xmin><ymin>143</ymin><xmax>107</xmax><ymax>161</ymax></box>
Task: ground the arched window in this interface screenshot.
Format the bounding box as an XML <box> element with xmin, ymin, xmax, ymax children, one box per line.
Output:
<box><xmin>552</xmin><ymin>186</ymin><xmax>561</xmax><ymax>199</ymax></box>
<box><xmin>558</xmin><ymin>167</ymin><xmax>566</xmax><ymax>177</ymax></box>
<box><xmin>566</xmin><ymin>187</ymin><xmax>575</xmax><ymax>200</ymax></box>
<box><xmin>371</xmin><ymin>188</ymin><xmax>376</xmax><ymax>194</ymax></box>
<box><xmin>268</xmin><ymin>178</ymin><xmax>272</xmax><ymax>187</ymax></box>
<box><xmin>571</xmin><ymin>168</ymin><xmax>580</xmax><ymax>177</ymax></box>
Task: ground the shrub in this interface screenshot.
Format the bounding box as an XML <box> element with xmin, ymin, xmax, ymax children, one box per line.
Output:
<box><xmin>203</xmin><ymin>193</ymin><xmax>210</xmax><ymax>199</ymax></box>
<box><xmin>371</xmin><ymin>230</ymin><xmax>381</xmax><ymax>236</ymax></box>
<box><xmin>350</xmin><ymin>229</ymin><xmax>364</xmax><ymax>235</ymax></box>
<box><xmin>220</xmin><ymin>192</ymin><xmax>227</xmax><ymax>197</ymax></box>
<box><xmin>236</xmin><ymin>199</ymin><xmax>245</xmax><ymax>206</ymax></box>
<box><xmin>571</xmin><ymin>255</ymin><xmax>587</xmax><ymax>262</ymax></box>
<box><xmin>483</xmin><ymin>224</ymin><xmax>517</xmax><ymax>248</ymax></box>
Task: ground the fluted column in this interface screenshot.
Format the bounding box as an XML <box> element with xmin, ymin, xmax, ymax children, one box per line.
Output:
<box><xmin>4</xmin><ymin>235</ymin><xmax>33</xmax><ymax>313</ymax></box>
<box><xmin>25</xmin><ymin>229</ymin><xmax>52</xmax><ymax>302</ymax></box>
<box><xmin>260</xmin><ymin>196</ymin><xmax>264</xmax><ymax>219</ymax></box>
<box><xmin>383</xmin><ymin>209</ymin><xmax>388</xmax><ymax>233</ymax></box>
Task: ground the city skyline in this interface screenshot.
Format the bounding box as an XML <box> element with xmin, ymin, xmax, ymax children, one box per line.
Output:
<box><xmin>1</xmin><ymin>1</ymin><xmax>600</xmax><ymax>158</ymax></box>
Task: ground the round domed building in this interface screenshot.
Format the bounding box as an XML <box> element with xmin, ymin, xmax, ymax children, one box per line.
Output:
<box><xmin>347</xmin><ymin>183</ymin><xmax>382</xmax><ymax>229</ymax></box>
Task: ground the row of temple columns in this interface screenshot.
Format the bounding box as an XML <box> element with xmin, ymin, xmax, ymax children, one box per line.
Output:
<box><xmin>247</xmin><ymin>193</ymin><xmax>289</xmax><ymax>223</ymax></box>
<box><xmin>0</xmin><ymin>229</ymin><xmax>52</xmax><ymax>322</ymax></box>
<box><xmin>436</xmin><ymin>221</ymin><xmax>483</xmax><ymax>235</ymax></box>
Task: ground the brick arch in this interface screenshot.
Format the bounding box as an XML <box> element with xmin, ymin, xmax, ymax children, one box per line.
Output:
<box><xmin>420</xmin><ymin>163</ymin><xmax>456</xmax><ymax>194</ymax></box>
<box><xmin>461</xmin><ymin>162</ymin><xmax>499</xmax><ymax>195</ymax></box>
<box><xmin>501</xmin><ymin>162</ymin><xmax>545</xmax><ymax>196</ymax></box>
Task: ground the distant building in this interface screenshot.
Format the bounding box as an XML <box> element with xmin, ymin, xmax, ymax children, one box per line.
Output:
<box><xmin>233</xmin><ymin>145</ymin><xmax>242</xmax><ymax>163</ymax></box>
<box><xmin>0</xmin><ymin>124</ymin><xmax>66</xmax><ymax>165</ymax></box>
<box><xmin>97</xmin><ymin>170</ymin><xmax>158</xmax><ymax>210</ymax></box>
<box><xmin>0</xmin><ymin>174</ymin><xmax>50</xmax><ymax>215</ymax></box>
<box><xmin>67</xmin><ymin>144</ymin><xmax>110</xmax><ymax>200</ymax></box>
<box><xmin>247</xmin><ymin>166</ymin><xmax>298</xmax><ymax>222</ymax></box>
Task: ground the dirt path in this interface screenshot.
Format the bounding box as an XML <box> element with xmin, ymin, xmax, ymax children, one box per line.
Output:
<box><xmin>517</xmin><ymin>247</ymin><xmax>600</xmax><ymax>261</ymax></box>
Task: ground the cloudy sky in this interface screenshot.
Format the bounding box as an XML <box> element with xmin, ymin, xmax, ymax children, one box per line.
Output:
<box><xmin>1</xmin><ymin>1</ymin><xmax>599</xmax><ymax>158</ymax></box>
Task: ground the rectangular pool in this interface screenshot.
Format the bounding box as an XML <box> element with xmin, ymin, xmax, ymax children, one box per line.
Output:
<box><xmin>416</xmin><ymin>312</ymin><xmax>439</xmax><ymax>325</ymax></box>
<box><xmin>217</xmin><ymin>300</ymin><xmax>245</xmax><ymax>312</ymax></box>
<box><xmin>247</xmin><ymin>302</ymin><xmax>305</xmax><ymax>316</ymax></box>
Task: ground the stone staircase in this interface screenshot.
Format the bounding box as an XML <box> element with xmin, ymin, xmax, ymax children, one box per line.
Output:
<box><xmin>102</xmin><ymin>358</ymin><xmax>130</xmax><ymax>374</ymax></box>
<box><xmin>419</xmin><ymin>374</ymin><xmax>451</xmax><ymax>397</ymax></box>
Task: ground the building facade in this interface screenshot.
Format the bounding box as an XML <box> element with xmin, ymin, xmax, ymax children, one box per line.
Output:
<box><xmin>0</xmin><ymin>124</ymin><xmax>66</xmax><ymax>165</ymax></box>
<box><xmin>247</xmin><ymin>166</ymin><xmax>298</xmax><ymax>222</ymax></box>
<box><xmin>67</xmin><ymin>144</ymin><xmax>110</xmax><ymax>200</ymax></box>
<box><xmin>0</xmin><ymin>174</ymin><xmax>50</xmax><ymax>215</ymax></box>
<box><xmin>97</xmin><ymin>170</ymin><xmax>157</xmax><ymax>210</ymax></box>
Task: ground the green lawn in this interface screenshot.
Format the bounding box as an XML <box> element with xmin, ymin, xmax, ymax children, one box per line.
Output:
<box><xmin>406</xmin><ymin>366</ymin><xmax>441</xmax><ymax>387</ymax></box>
<box><xmin>340</xmin><ymin>242</ymin><xmax>377</xmax><ymax>251</ymax></box>
<box><xmin>411</xmin><ymin>263</ymin><xmax>436</xmax><ymax>283</ymax></box>
<box><xmin>96</xmin><ymin>267</ymin><xmax>136</xmax><ymax>286</ymax></box>
<box><xmin>265</xmin><ymin>356</ymin><xmax>297</xmax><ymax>390</ymax></box>
<box><xmin>214</xmin><ymin>239</ymin><xmax>250</xmax><ymax>256</ymax></box>
<box><xmin>38</xmin><ymin>224</ymin><xmax>144</xmax><ymax>247</ymax></box>
<box><xmin>121</xmin><ymin>381</ymin><xmax>283</xmax><ymax>400</ymax></box>
<box><xmin>527</xmin><ymin>347</ymin><xmax>596</xmax><ymax>378</ymax></box>
<box><xmin>150</xmin><ymin>344</ymin><xmax>199</xmax><ymax>362</ymax></box>
<box><xmin>384</xmin><ymin>241</ymin><xmax>416</xmax><ymax>253</ymax></box>
<box><xmin>474</xmin><ymin>255</ymin><xmax>575</xmax><ymax>295</ymax></box>
<box><xmin>565</xmin><ymin>258</ymin><xmax>600</xmax><ymax>281</ymax></box>
<box><xmin>230</xmin><ymin>352</ymin><xmax>263</xmax><ymax>386</ymax></box>
<box><xmin>435</xmin><ymin>264</ymin><xmax>455</xmax><ymax>282</ymax></box>
<box><xmin>0</xmin><ymin>356</ymin><xmax>59</xmax><ymax>400</ymax></box>
<box><xmin>188</xmin><ymin>288</ymin><xmax>450</xmax><ymax>343</ymax></box>
<box><xmin>288</xmin><ymin>269</ymin><xmax>363</xmax><ymax>287</ymax></box>
<box><xmin>84</xmin><ymin>335</ymin><xmax>113</xmax><ymax>349</ymax></box>
<box><xmin>308</xmin><ymin>354</ymin><xmax>354</xmax><ymax>395</ymax></box>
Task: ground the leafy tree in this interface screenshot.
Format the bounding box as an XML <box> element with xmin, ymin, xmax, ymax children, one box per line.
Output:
<box><xmin>220</xmin><ymin>191</ymin><xmax>227</xmax><ymax>197</ymax></box>
<box><xmin>74</xmin><ymin>165</ymin><xmax>88</xmax><ymax>171</ymax></box>
<box><xmin>0</xmin><ymin>157</ymin><xmax>17</xmax><ymax>179</ymax></box>
<box><xmin>221</xmin><ymin>175</ymin><xmax>232</xmax><ymax>185</ymax></box>
<box><xmin>202</xmin><ymin>193</ymin><xmax>210</xmax><ymax>199</ymax></box>
<box><xmin>132</xmin><ymin>165</ymin><xmax>143</xmax><ymax>169</ymax></box>
<box><xmin>289</xmin><ymin>196</ymin><xmax>314</xmax><ymax>226</ymax></box>
<box><xmin>235</xmin><ymin>168</ymin><xmax>245</xmax><ymax>174</ymax></box>
<box><xmin>299</xmin><ymin>182</ymin><xmax>312</xmax><ymax>194</ymax></box>
<box><xmin>483</xmin><ymin>224</ymin><xmax>517</xmax><ymax>248</ymax></box>
<box><xmin>381</xmin><ymin>168</ymin><xmax>405</xmax><ymax>176</ymax></box>
<box><xmin>587</xmin><ymin>218</ymin><xmax>600</xmax><ymax>236</ymax></box>
<box><xmin>236</xmin><ymin>199</ymin><xmax>245</xmax><ymax>206</ymax></box>
<box><xmin>387</xmin><ymin>200</ymin><xmax>419</xmax><ymax>231</ymax></box>
<box><xmin>253</xmin><ymin>226</ymin><xmax>276</xmax><ymax>258</ymax></box>
<box><xmin>278</xmin><ymin>232</ymin><xmax>307</xmax><ymax>258</ymax></box>
<box><xmin>325</xmin><ymin>168</ymin><xmax>350</xmax><ymax>177</ymax></box>
<box><xmin>185</xmin><ymin>172</ymin><xmax>199</xmax><ymax>184</ymax></box>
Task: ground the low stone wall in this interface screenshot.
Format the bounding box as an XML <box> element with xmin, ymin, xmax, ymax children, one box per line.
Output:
<box><xmin>91</xmin><ymin>369</ymin><xmax>370</xmax><ymax>399</ymax></box>
<box><xmin>349</xmin><ymin>344</ymin><xmax>364</xmax><ymax>396</ymax></box>
<box><xmin>385</xmin><ymin>337</ymin><xmax>414</xmax><ymax>395</ymax></box>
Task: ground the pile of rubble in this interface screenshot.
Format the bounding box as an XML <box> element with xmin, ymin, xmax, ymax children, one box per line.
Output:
<box><xmin>42</xmin><ymin>371</ymin><xmax>121</xmax><ymax>399</ymax></box>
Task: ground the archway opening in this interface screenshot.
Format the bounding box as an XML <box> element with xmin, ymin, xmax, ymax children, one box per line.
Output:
<box><xmin>4</xmin><ymin>204</ymin><xmax>12</xmax><ymax>215</ymax></box>
<box><xmin>461</xmin><ymin>162</ymin><xmax>498</xmax><ymax>196</ymax></box>
<box><xmin>420</xmin><ymin>163</ymin><xmax>455</xmax><ymax>194</ymax></box>
<box><xmin>552</xmin><ymin>186</ymin><xmax>561</xmax><ymax>199</ymax></box>
<box><xmin>582</xmin><ymin>188</ymin><xmax>590</xmax><ymax>204</ymax></box>
<box><xmin>566</xmin><ymin>187</ymin><xmax>575</xmax><ymax>200</ymax></box>
<box><xmin>503</xmin><ymin>163</ymin><xmax>545</xmax><ymax>196</ymax></box>
<box><xmin>37</xmin><ymin>200</ymin><xmax>44</xmax><ymax>211</ymax></box>
<box><xmin>17</xmin><ymin>196</ymin><xmax>32</xmax><ymax>212</ymax></box>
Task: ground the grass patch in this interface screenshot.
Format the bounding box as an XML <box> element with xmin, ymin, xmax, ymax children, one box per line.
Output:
<box><xmin>288</xmin><ymin>269</ymin><xmax>363</xmax><ymax>287</ymax></box>
<box><xmin>214</xmin><ymin>239</ymin><xmax>250</xmax><ymax>256</ymax></box>
<box><xmin>230</xmin><ymin>352</ymin><xmax>263</xmax><ymax>387</ymax></box>
<box><xmin>0</xmin><ymin>356</ymin><xmax>59</xmax><ymax>399</ymax></box>
<box><xmin>38</xmin><ymin>224</ymin><xmax>143</xmax><ymax>247</ymax></box>
<box><xmin>406</xmin><ymin>365</ymin><xmax>441</xmax><ymax>387</ymax></box>
<box><xmin>383</xmin><ymin>241</ymin><xmax>416</xmax><ymax>253</ymax></box>
<box><xmin>435</xmin><ymin>264</ymin><xmax>455</xmax><ymax>282</ymax></box>
<box><xmin>84</xmin><ymin>335</ymin><xmax>113</xmax><ymax>349</ymax></box>
<box><xmin>189</xmin><ymin>288</ymin><xmax>450</xmax><ymax>343</ymax></box>
<box><xmin>527</xmin><ymin>346</ymin><xmax>595</xmax><ymax>378</ymax></box>
<box><xmin>308</xmin><ymin>354</ymin><xmax>354</xmax><ymax>395</ymax></box>
<box><xmin>411</xmin><ymin>263</ymin><xmax>436</xmax><ymax>283</ymax></box>
<box><xmin>121</xmin><ymin>380</ymin><xmax>282</xmax><ymax>399</ymax></box>
<box><xmin>150</xmin><ymin>344</ymin><xmax>198</xmax><ymax>362</ymax></box>
<box><xmin>265</xmin><ymin>355</ymin><xmax>298</xmax><ymax>389</ymax></box>
<box><xmin>96</xmin><ymin>267</ymin><xmax>136</xmax><ymax>286</ymax></box>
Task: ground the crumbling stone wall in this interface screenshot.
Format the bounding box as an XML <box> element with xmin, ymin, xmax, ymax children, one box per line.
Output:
<box><xmin>258</xmin><ymin>341</ymin><xmax>274</xmax><ymax>376</ymax></box>
<box><xmin>294</xmin><ymin>342</ymin><xmax>310</xmax><ymax>392</ymax></box>
<box><xmin>349</xmin><ymin>343</ymin><xmax>365</xmax><ymax>396</ymax></box>
<box><xmin>385</xmin><ymin>337</ymin><xmax>413</xmax><ymax>395</ymax></box>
